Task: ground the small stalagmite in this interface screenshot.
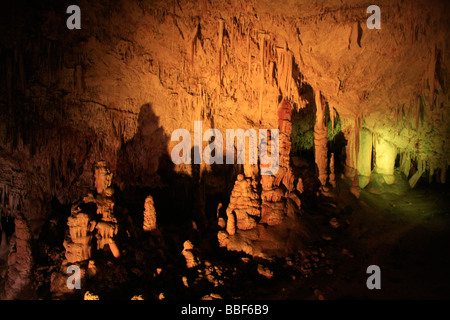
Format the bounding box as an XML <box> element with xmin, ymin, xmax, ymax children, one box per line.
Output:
<box><xmin>143</xmin><ymin>195</ymin><xmax>157</xmax><ymax>231</ymax></box>
<box><xmin>181</xmin><ymin>240</ymin><xmax>199</xmax><ymax>269</ymax></box>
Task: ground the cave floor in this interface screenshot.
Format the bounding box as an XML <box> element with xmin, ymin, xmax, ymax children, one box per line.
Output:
<box><xmin>2</xmin><ymin>168</ymin><xmax>450</xmax><ymax>300</ymax></box>
<box><xmin>276</xmin><ymin>175</ymin><xmax>450</xmax><ymax>300</ymax></box>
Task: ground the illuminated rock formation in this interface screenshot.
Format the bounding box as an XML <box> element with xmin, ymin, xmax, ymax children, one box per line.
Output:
<box><xmin>329</xmin><ymin>153</ymin><xmax>336</xmax><ymax>188</ymax></box>
<box><xmin>225</xmin><ymin>174</ymin><xmax>259</xmax><ymax>231</ymax></box>
<box><xmin>181</xmin><ymin>240</ymin><xmax>199</xmax><ymax>269</ymax></box>
<box><xmin>94</xmin><ymin>160</ymin><xmax>113</xmax><ymax>195</ymax></box>
<box><xmin>4</xmin><ymin>213</ymin><xmax>33</xmax><ymax>299</ymax></box>
<box><xmin>63</xmin><ymin>205</ymin><xmax>95</xmax><ymax>263</ymax></box>
<box><xmin>86</xmin><ymin>161</ymin><xmax>121</xmax><ymax>258</ymax></box>
<box><xmin>374</xmin><ymin>136</ymin><xmax>398</xmax><ymax>185</ymax></box>
<box><xmin>219</xmin><ymin>99</ymin><xmax>307</xmax><ymax>258</ymax></box>
<box><xmin>314</xmin><ymin>90</ymin><xmax>328</xmax><ymax>191</ymax></box>
<box><xmin>356</xmin><ymin>129</ymin><xmax>373</xmax><ymax>188</ymax></box>
<box><xmin>143</xmin><ymin>195</ymin><xmax>157</xmax><ymax>231</ymax></box>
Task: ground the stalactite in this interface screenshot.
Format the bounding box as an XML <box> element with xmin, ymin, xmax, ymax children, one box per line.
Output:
<box><xmin>218</xmin><ymin>19</ymin><xmax>225</xmax><ymax>88</ymax></box>
<box><xmin>400</xmin><ymin>151</ymin><xmax>411</xmax><ymax>178</ymax></box>
<box><xmin>190</xmin><ymin>23</ymin><xmax>199</xmax><ymax>68</ymax></box>
<box><xmin>277</xmin><ymin>48</ymin><xmax>293</xmax><ymax>98</ymax></box>
<box><xmin>247</xmin><ymin>32</ymin><xmax>251</xmax><ymax>77</ymax></box>
<box><xmin>258</xmin><ymin>34</ymin><xmax>265</xmax><ymax>123</ymax></box>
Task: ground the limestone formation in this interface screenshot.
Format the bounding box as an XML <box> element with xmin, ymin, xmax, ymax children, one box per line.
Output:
<box><xmin>356</xmin><ymin>128</ymin><xmax>373</xmax><ymax>188</ymax></box>
<box><xmin>259</xmin><ymin>99</ymin><xmax>297</xmax><ymax>226</ymax></box>
<box><xmin>225</xmin><ymin>174</ymin><xmax>260</xmax><ymax>231</ymax></box>
<box><xmin>94</xmin><ymin>160</ymin><xmax>113</xmax><ymax>195</ymax></box>
<box><xmin>181</xmin><ymin>240</ymin><xmax>199</xmax><ymax>268</ymax></box>
<box><xmin>329</xmin><ymin>153</ymin><xmax>336</xmax><ymax>188</ymax></box>
<box><xmin>84</xmin><ymin>291</ymin><xmax>100</xmax><ymax>300</ymax></box>
<box><xmin>4</xmin><ymin>213</ymin><xmax>33</xmax><ymax>299</ymax></box>
<box><xmin>313</xmin><ymin>90</ymin><xmax>328</xmax><ymax>189</ymax></box>
<box><xmin>296</xmin><ymin>178</ymin><xmax>304</xmax><ymax>194</ymax></box>
<box><xmin>63</xmin><ymin>205</ymin><xmax>95</xmax><ymax>263</ymax></box>
<box><xmin>225</xmin><ymin>211</ymin><xmax>235</xmax><ymax>236</ymax></box>
<box><xmin>85</xmin><ymin>161</ymin><xmax>121</xmax><ymax>258</ymax></box>
<box><xmin>143</xmin><ymin>195</ymin><xmax>157</xmax><ymax>231</ymax></box>
<box><xmin>374</xmin><ymin>136</ymin><xmax>397</xmax><ymax>185</ymax></box>
<box><xmin>217</xmin><ymin>99</ymin><xmax>308</xmax><ymax>258</ymax></box>
<box><xmin>260</xmin><ymin>174</ymin><xmax>286</xmax><ymax>226</ymax></box>
<box><xmin>217</xmin><ymin>230</ymin><xmax>230</xmax><ymax>247</ymax></box>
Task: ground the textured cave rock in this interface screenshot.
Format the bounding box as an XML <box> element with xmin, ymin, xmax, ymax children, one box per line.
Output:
<box><xmin>0</xmin><ymin>0</ymin><xmax>448</xmax><ymax>228</ymax></box>
<box><xmin>0</xmin><ymin>0</ymin><xmax>448</xmax><ymax>299</ymax></box>
<box><xmin>4</xmin><ymin>213</ymin><xmax>33</xmax><ymax>299</ymax></box>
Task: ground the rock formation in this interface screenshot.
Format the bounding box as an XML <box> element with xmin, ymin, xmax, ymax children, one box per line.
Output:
<box><xmin>181</xmin><ymin>240</ymin><xmax>199</xmax><ymax>269</ymax></box>
<box><xmin>84</xmin><ymin>161</ymin><xmax>120</xmax><ymax>258</ymax></box>
<box><xmin>4</xmin><ymin>213</ymin><xmax>33</xmax><ymax>299</ymax></box>
<box><xmin>260</xmin><ymin>99</ymin><xmax>296</xmax><ymax>226</ymax></box>
<box><xmin>218</xmin><ymin>99</ymin><xmax>307</xmax><ymax>258</ymax></box>
<box><xmin>63</xmin><ymin>205</ymin><xmax>95</xmax><ymax>263</ymax></box>
<box><xmin>313</xmin><ymin>90</ymin><xmax>329</xmax><ymax>192</ymax></box>
<box><xmin>225</xmin><ymin>174</ymin><xmax>260</xmax><ymax>231</ymax></box>
<box><xmin>329</xmin><ymin>153</ymin><xmax>336</xmax><ymax>188</ymax></box>
<box><xmin>143</xmin><ymin>195</ymin><xmax>157</xmax><ymax>232</ymax></box>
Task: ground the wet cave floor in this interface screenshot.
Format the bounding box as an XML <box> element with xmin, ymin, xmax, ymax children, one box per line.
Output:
<box><xmin>13</xmin><ymin>163</ymin><xmax>450</xmax><ymax>300</ymax></box>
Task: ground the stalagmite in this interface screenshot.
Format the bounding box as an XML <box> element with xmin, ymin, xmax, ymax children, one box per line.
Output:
<box><xmin>225</xmin><ymin>174</ymin><xmax>259</xmax><ymax>230</ymax></box>
<box><xmin>374</xmin><ymin>136</ymin><xmax>397</xmax><ymax>185</ymax></box>
<box><xmin>143</xmin><ymin>195</ymin><xmax>157</xmax><ymax>231</ymax></box>
<box><xmin>296</xmin><ymin>178</ymin><xmax>304</xmax><ymax>194</ymax></box>
<box><xmin>226</xmin><ymin>211</ymin><xmax>236</xmax><ymax>235</ymax></box>
<box><xmin>313</xmin><ymin>90</ymin><xmax>328</xmax><ymax>190</ymax></box>
<box><xmin>5</xmin><ymin>213</ymin><xmax>33</xmax><ymax>299</ymax></box>
<box><xmin>63</xmin><ymin>205</ymin><xmax>95</xmax><ymax>263</ymax></box>
<box><xmin>344</xmin><ymin>126</ymin><xmax>357</xmax><ymax>178</ymax></box>
<box><xmin>329</xmin><ymin>153</ymin><xmax>336</xmax><ymax>188</ymax></box>
<box><xmin>181</xmin><ymin>240</ymin><xmax>199</xmax><ymax>268</ymax></box>
<box><xmin>0</xmin><ymin>229</ymin><xmax>8</xmax><ymax>253</ymax></box>
<box><xmin>356</xmin><ymin>128</ymin><xmax>373</xmax><ymax>188</ymax></box>
<box><xmin>84</xmin><ymin>161</ymin><xmax>121</xmax><ymax>258</ymax></box>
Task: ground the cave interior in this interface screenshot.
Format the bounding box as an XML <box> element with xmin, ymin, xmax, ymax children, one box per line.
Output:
<box><xmin>0</xmin><ymin>0</ymin><xmax>449</xmax><ymax>300</ymax></box>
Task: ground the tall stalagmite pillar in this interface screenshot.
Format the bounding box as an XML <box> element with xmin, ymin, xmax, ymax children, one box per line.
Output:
<box><xmin>356</xmin><ymin>128</ymin><xmax>373</xmax><ymax>188</ymax></box>
<box><xmin>5</xmin><ymin>213</ymin><xmax>33</xmax><ymax>299</ymax></box>
<box><xmin>313</xmin><ymin>90</ymin><xmax>328</xmax><ymax>189</ymax></box>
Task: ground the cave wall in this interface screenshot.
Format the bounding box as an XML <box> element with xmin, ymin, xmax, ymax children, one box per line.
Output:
<box><xmin>0</xmin><ymin>0</ymin><xmax>449</xmax><ymax>226</ymax></box>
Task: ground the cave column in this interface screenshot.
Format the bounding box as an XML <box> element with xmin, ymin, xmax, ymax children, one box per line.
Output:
<box><xmin>313</xmin><ymin>90</ymin><xmax>328</xmax><ymax>189</ymax></box>
<box><xmin>374</xmin><ymin>136</ymin><xmax>397</xmax><ymax>184</ymax></box>
<box><xmin>344</xmin><ymin>126</ymin><xmax>357</xmax><ymax>179</ymax></box>
<box><xmin>356</xmin><ymin>128</ymin><xmax>373</xmax><ymax>188</ymax></box>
